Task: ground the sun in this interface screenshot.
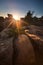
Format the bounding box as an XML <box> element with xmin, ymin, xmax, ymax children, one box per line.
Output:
<box><xmin>13</xmin><ymin>15</ymin><xmax>20</xmax><ymax>20</ymax></box>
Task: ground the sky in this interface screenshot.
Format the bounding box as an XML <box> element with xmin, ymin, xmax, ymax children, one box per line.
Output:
<box><xmin>0</xmin><ymin>0</ymin><xmax>43</xmax><ymax>18</ymax></box>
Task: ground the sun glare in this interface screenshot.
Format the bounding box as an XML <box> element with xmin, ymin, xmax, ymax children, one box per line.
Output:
<box><xmin>13</xmin><ymin>15</ymin><xmax>20</xmax><ymax>20</ymax></box>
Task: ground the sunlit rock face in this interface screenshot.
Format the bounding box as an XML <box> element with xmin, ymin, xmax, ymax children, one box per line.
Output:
<box><xmin>14</xmin><ymin>34</ymin><xmax>36</xmax><ymax>65</ymax></box>
<box><xmin>0</xmin><ymin>29</ymin><xmax>35</xmax><ymax>65</ymax></box>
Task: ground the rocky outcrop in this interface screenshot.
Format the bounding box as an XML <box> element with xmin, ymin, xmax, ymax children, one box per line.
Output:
<box><xmin>0</xmin><ymin>29</ymin><xmax>35</xmax><ymax>65</ymax></box>
<box><xmin>0</xmin><ymin>28</ymin><xmax>13</xmax><ymax>65</ymax></box>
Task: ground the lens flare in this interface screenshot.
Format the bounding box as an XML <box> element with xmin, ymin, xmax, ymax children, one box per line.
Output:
<box><xmin>13</xmin><ymin>15</ymin><xmax>20</xmax><ymax>20</ymax></box>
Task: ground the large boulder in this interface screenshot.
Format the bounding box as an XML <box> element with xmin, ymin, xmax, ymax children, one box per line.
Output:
<box><xmin>0</xmin><ymin>29</ymin><xmax>35</xmax><ymax>65</ymax></box>
<box><xmin>13</xmin><ymin>34</ymin><xmax>36</xmax><ymax>65</ymax></box>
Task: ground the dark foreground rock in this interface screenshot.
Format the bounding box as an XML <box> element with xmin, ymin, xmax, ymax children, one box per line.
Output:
<box><xmin>0</xmin><ymin>29</ymin><xmax>35</xmax><ymax>65</ymax></box>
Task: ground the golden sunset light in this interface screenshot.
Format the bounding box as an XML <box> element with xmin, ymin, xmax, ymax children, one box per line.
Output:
<box><xmin>0</xmin><ymin>0</ymin><xmax>43</xmax><ymax>65</ymax></box>
<box><xmin>13</xmin><ymin>15</ymin><xmax>20</xmax><ymax>20</ymax></box>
